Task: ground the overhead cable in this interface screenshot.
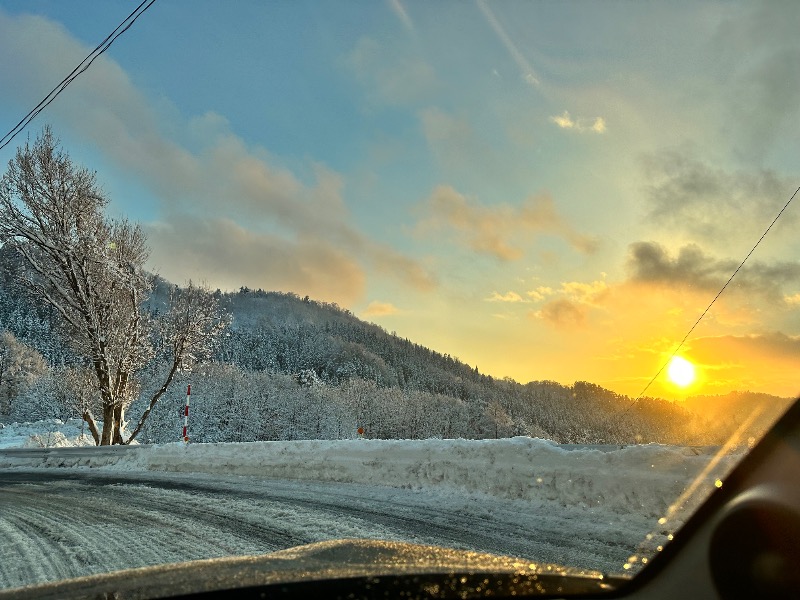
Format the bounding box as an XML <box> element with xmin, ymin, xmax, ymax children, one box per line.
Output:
<box><xmin>0</xmin><ymin>0</ymin><xmax>158</xmax><ymax>152</ymax></box>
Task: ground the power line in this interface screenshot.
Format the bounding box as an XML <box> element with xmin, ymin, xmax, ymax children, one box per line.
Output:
<box><xmin>622</xmin><ymin>184</ymin><xmax>800</xmax><ymax>413</ymax></box>
<box><xmin>0</xmin><ymin>0</ymin><xmax>158</xmax><ymax>152</ymax></box>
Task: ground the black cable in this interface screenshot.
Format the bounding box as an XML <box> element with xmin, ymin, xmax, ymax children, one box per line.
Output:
<box><xmin>0</xmin><ymin>0</ymin><xmax>158</xmax><ymax>152</ymax></box>
<box><xmin>621</xmin><ymin>184</ymin><xmax>800</xmax><ymax>414</ymax></box>
<box><xmin>0</xmin><ymin>0</ymin><xmax>148</xmax><ymax>148</ymax></box>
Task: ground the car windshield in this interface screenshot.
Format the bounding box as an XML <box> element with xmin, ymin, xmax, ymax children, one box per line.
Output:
<box><xmin>0</xmin><ymin>0</ymin><xmax>798</xmax><ymax>595</ymax></box>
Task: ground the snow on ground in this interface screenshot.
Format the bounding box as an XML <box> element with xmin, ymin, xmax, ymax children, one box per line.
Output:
<box><xmin>0</xmin><ymin>419</ymin><xmax>746</xmax><ymax>588</ymax></box>
<box><xmin>0</xmin><ymin>419</ymin><xmax>735</xmax><ymax>524</ymax></box>
<box><xmin>0</xmin><ymin>419</ymin><xmax>95</xmax><ymax>449</ymax></box>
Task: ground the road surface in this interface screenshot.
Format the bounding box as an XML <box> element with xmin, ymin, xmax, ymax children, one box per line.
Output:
<box><xmin>0</xmin><ymin>469</ymin><xmax>645</xmax><ymax>590</ymax></box>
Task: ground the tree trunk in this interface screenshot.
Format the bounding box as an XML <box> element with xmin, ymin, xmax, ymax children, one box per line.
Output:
<box><xmin>100</xmin><ymin>403</ymin><xmax>114</xmax><ymax>445</ymax></box>
<box><xmin>112</xmin><ymin>403</ymin><xmax>124</xmax><ymax>444</ymax></box>
<box><xmin>83</xmin><ymin>411</ymin><xmax>100</xmax><ymax>445</ymax></box>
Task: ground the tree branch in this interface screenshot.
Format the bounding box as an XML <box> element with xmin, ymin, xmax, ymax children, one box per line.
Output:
<box><xmin>124</xmin><ymin>357</ymin><xmax>181</xmax><ymax>444</ymax></box>
<box><xmin>82</xmin><ymin>410</ymin><xmax>100</xmax><ymax>445</ymax></box>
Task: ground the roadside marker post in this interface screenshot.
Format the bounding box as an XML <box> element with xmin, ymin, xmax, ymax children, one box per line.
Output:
<box><xmin>182</xmin><ymin>385</ymin><xmax>191</xmax><ymax>443</ymax></box>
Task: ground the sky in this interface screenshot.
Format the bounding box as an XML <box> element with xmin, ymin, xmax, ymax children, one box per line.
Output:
<box><xmin>0</xmin><ymin>0</ymin><xmax>798</xmax><ymax>399</ymax></box>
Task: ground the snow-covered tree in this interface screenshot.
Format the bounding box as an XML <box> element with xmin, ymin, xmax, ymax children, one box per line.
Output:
<box><xmin>10</xmin><ymin>366</ymin><xmax>96</xmax><ymax>424</ymax></box>
<box><xmin>0</xmin><ymin>127</ymin><xmax>229</xmax><ymax>444</ymax></box>
<box><xmin>125</xmin><ymin>282</ymin><xmax>231</xmax><ymax>443</ymax></box>
<box><xmin>0</xmin><ymin>330</ymin><xmax>48</xmax><ymax>416</ymax></box>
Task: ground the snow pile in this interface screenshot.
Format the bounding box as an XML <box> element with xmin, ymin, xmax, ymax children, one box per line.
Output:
<box><xmin>142</xmin><ymin>439</ymin><xmax>732</xmax><ymax>518</ymax></box>
<box><xmin>0</xmin><ymin>423</ymin><xmax>735</xmax><ymax>521</ymax></box>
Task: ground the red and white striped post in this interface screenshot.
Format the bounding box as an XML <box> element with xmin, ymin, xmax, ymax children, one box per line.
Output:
<box><xmin>182</xmin><ymin>384</ymin><xmax>191</xmax><ymax>443</ymax></box>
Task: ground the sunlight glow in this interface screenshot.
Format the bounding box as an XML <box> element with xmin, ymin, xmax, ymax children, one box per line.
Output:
<box><xmin>667</xmin><ymin>356</ymin><xmax>696</xmax><ymax>387</ymax></box>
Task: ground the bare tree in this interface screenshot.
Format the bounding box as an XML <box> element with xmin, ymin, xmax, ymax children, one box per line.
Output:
<box><xmin>0</xmin><ymin>127</ymin><xmax>229</xmax><ymax>444</ymax></box>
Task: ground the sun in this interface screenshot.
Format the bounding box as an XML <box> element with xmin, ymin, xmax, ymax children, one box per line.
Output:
<box><xmin>667</xmin><ymin>356</ymin><xmax>696</xmax><ymax>387</ymax></box>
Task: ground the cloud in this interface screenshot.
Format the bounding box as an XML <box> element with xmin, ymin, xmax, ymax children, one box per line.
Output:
<box><xmin>550</xmin><ymin>111</ymin><xmax>607</xmax><ymax>133</ymax></box>
<box><xmin>486</xmin><ymin>291</ymin><xmax>526</xmax><ymax>303</ymax></box>
<box><xmin>528</xmin><ymin>280</ymin><xmax>608</xmax><ymax>306</ymax></box>
<box><xmin>526</xmin><ymin>286</ymin><xmax>553</xmax><ymax>301</ymax></box>
<box><xmin>786</xmin><ymin>293</ymin><xmax>800</xmax><ymax>306</ymax></box>
<box><xmin>363</xmin><ymin>300</ymin><xmax>401</xmax><ymax>317</ymax></box>
<box><xmin>420</xmin><ymin>108</ymin><xmax>472</xmax><ymax>148</ymax></box>
<box><xmin>529</xmin><ymin>278</ymin><xmax>608</xmax><ymax>329</ymax></box>
<box><xmin>417</xmin><ymin>185</ymin><xmax>598</xmax><ymax>260</ymax></box>
<box><xmin>345</xmin><ymin>37</ymin><xmax>436</xmax><ymax>106</ymax></box>
<box><xmin>419</xmin><ymin>108</ymin><xmax>486</xmax><ymax>175</ymax></box>
<box><xmin>388</xmin><ymin>0</ymin><xmax>413</xmax><ymax>31</ymax></box>
<box><xmin>146</xmin><ymin>217</ymin><xmax>366</xmax><ymax>306</ymax></box>
<box><xmin>626</xmin><ymin>241</ymin><xmax>800</xmax><ymax>303</ymax></box>
<box><xmin>476</xmin><ymin>0</ymin><xmax>539</xmax><ymax>86</ymax></box>
<box><xmin>591</xmin><ymin>118</ymin><xmax>607</xmax><ymax>133</ymax></box>
<box><xmin>0</xmin><ymin>10</ymin><xmax>435</xmax><ymax>302</ymax></box>
<box><xmin>560</xmin><ymin>279</ymin><xmax>609</xmax><ymax>305</ymax></box>
<box><xmin>529</xmin><ymin>243</ymin><xmax>800</xmax><ymax>338</ymax></box>
<box><xmin>709</xmin><ymin>3</ymin><xmax>800</xmax><ymax>160</ymax></box>
<box><xmin>627</xmin><ymin>242</ymin><xmax>734</xmax><ymax>292</ymax></box>
<box><xmin>693</xmin><ymin>332</ymin><xmax>800</xmax><ymax>362</ymax></box>
<box><xmin>491</xmin><ymin>313</ymin><xmax>513</xmax><ymax>320</ymax></box>
<box><xmin>369</xmin><ymin>246</ymin><xmax>437</xmax><ymax>292</ymax></box>
<box><xmin>532</xmin><ymin>298</ymin><xmax>587</xmax><ymax>328</ymax></box>
<box><xmin>641</xmin><ymin>149</ymin><xmax>796</xmax><ymax>242</ymax></box>
<box><xmin>419</xmin><ymin>108</ymin><xmax>513</xmax><ymax>185</ymax></box>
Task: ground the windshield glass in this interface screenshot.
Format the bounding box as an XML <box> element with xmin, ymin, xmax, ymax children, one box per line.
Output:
<box><xmin>0</xmin><ymin>0</ymin><xmax>798</xmax><ymax>593</ymax></box>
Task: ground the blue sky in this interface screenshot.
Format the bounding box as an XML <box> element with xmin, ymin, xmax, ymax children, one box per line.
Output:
<box><xmin>1</xmin><ymin>1</ymin><xmax>799</xmax><ymax>397</ymax></box>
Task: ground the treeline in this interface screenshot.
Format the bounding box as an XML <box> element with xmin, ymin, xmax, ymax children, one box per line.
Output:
<box><xmin>124</xmin><ymin>365</ymin><xmax>726</xmax><ymax>445</ymax></box>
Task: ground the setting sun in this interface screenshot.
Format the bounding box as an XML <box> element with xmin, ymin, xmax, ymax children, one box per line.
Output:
<box><xmin>667</xmin><ymin>356</ymin><xmax>696</xmax><ymax>387</ymax></box>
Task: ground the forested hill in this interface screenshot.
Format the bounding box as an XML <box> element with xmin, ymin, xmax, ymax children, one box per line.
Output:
<box><xmin>192</xmin><ymin>287</ymin><xmax>795</xmax><ymax>445</ymax></box>
<box><xmin>219</xmin><ymin>287</ymin><xmax>490</xmax><ymax>393</ymax></box>
<box><xmin>0</xmin><ymin>255</ymin><xmax>793</xmax><ymax>445</ymax></box>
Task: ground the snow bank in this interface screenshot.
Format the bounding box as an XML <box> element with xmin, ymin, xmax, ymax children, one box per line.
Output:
<box><xmin>140</xmin><ymin>438</ymin><xmax>730</xmax><ymax>518</ymax></box>
<box><xmin>0</xmin><ymin>422</ymin><xmax>734</xmax><ymax>520</ymax></box>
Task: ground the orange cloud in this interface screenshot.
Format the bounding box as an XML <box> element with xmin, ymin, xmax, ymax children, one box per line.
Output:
<box><xmin>528</xmin><ymin>278</ymin><xmax>609</xmax><ymax>329</ymax></box>
<box><xmin>363</xmin><ymin>301</ymin><xmax>401</xmax><ymax>317</ymax></box>
<box><xmin>418</xmin><ymin>185</ymin><xmax>597</xmax><ymax>260</ymax></box>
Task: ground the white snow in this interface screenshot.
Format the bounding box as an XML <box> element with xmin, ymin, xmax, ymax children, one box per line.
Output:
<box><xmin>0</xmin><ymin>419</ymin><xmax>735</xmax><ymax>522</ymax></box>
<box><xmin>0</xmin><ymin>419</ymin><xmax>95</xmax><ymax>449</ymax></box>
<box><xmin>0</xmin><ymin>418</ymin><xmax>742</xmax><ymax>587</ymax></box>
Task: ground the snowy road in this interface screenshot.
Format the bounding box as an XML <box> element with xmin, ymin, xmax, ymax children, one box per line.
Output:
<box><xmin>0</xmin><ymin>429</ymin><xmax>733</xmax><ymax>592</ymax></box>
<box><xmin>0</xmin><ymin>469</ymin><xmax>647</xmax><ymax>591</ymax></box>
